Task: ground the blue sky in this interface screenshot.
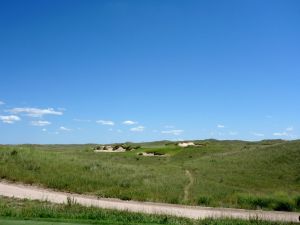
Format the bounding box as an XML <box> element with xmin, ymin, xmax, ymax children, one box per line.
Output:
<box><xmin>0</xmin><ymin>0</ymin><xmax>299</xmax><ymax>144</ymax></box>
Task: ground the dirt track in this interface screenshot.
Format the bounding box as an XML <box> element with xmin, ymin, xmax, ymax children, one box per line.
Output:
<box><xmin>0</xmin><ymin>181</ymin><xmax>299</xmax><ymax>223</ymax></box>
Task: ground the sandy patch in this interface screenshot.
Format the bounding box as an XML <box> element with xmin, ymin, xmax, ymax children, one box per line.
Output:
<box><xmin>94</xmin><ymin>146</ymin><xmax>126</xmax><ymax>153</ymax></box>
<box><xmin>138</xmin><ymin>152</ymin><xmax>166</xmax><ymax>157</ymax></box>
<box><xmin>178</xmin><ymin>142</ymin><xmax>195</xmax><ymax>147</ymax></box>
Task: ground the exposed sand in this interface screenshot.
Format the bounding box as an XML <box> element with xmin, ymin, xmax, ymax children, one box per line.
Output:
<box><xmin>0</xmin><ymin>181</ymin><xmax>299</xmax><ymax>223</ymax></box>
<box><xmin>178</xmin><ymin>142</ymin><xmax>195</xmax><ymax>147</ymax></box>
<box><xmin>94</xmin><ymin>147</ymin><xmax>126</xmax><ymax>153</ymax></box>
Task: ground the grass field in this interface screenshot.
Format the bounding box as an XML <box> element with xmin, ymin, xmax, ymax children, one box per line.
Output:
<box><xmin>0</xmin><ymin>140</ymin><xmax>299</xmax><ymax>211</ymax></box>
<box><xmin>0</xmin><ymin>197</ymin><xmax>298</xmax><ymax>225</ymax></box>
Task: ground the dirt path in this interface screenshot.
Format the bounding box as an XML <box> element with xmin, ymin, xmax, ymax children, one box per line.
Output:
<box><xmin>0</xmin><ymin>181</ymin><xmax>299</xmax><ymax>223</ymax></box>
<box><xmin>183</xmin><ymin>170</ymin><xmax>194</xmax><ymax>203</ymax></box>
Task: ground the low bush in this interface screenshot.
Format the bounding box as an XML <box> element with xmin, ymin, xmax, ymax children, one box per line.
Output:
<box><xmin>197</xmin><ymin>196</ymin><xmax>211</xmax><ymax>206</ymax></box>
<box><xmin>237</xmin><ymin>195</ymin><xmax>295</xmax><ymax>211</ymax></box>
<box><xmin>295</xmin><ymin>196</ymin><xmax>300</xmax><ymax>208</ymax></box>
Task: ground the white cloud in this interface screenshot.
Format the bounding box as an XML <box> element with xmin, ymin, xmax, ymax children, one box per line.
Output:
<box><xmin>286</xmin><ymin>127</ymin><xmax>294</xmax><ymax>132</ymax></box>
<box><xmin>273</xmin><ymin>132</ymin><xmax>288</xmax><ymax>137</ymax></box>
<box><xmin>31</xmin><ymin>120</ymin><xmax>51</xmax><ymax>126</ymax></box>
<box><xmin>217</xmin><ymin>124</ymin><xmax>225</xmax><ymax>128</ymax></box>
<box><xmin>9</xmin><ymin>107</ymin><xmax>63</xmax><ymax>117</ymax></box>
<box><xmin>42</xmin><ymin>128</ymin><xmax>47</xmax><ymax>132</ymax></box>
<box><xmin>96</xmin><ymin>120</ymin><xmax>115</xmax><ymax>126</ymax></box>
<box><xmin>0</xmin><ymin>101</ymin><xmax>5</xmax><ymax>105</ymax></box>
<box><xmin>123</xmin><ymin>120</ymin><xmax>138</xmax><ymax>125</ymax></box>
<box><xmin>252</xmin><ymin>132</ymin><xmax>265</xmax><ymax>137</ymax></box>
<box><xmin>130</xmin><ymin>126</ymin><xmax>145</xmax><ymax>132</ymax></box>
<box><xmin>60</xmin><ymin>126</ymin><xmax>71</xmax><ymax>131</ymax></box>
<box><xmin>0</xmin><ymin>115</ymin><xmax>21</xmax><ymax>124</ymax></box>
<box><xmin>161</xmin><ymin>129</ymin><xmax>184</xmax><ymax>136</ymax></box>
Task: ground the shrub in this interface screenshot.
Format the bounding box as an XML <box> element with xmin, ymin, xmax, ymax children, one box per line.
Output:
<box><xmin>295</xmin><ymin>196</ymin><xmax>300</xmax><ymax>209</ymax></box>
<box><xmin>169</xmin><ymin>197</ymin><xmax>179</xmax><ymax>204</ymax></box>
<box><xmin>237</xmin><ymin>195</ymin><xmax>271</xmax><ymax>209</ymax></box>
<box><xmin>252</xmin><ymin>197</ymin><xmax>271</xmax><ymax>208</ymax></box>
<box><xmin>113</xmin><ymin>145</ymin><xmax>119</xmax><ymax>150</ymax></box>
<box><xmin>119</xmin><ymin>195</ymin><xmax>131</xmax><ymax>201</ymax></box>
<box><xmin>197</xmin><ymin>196</ymin><xmax>211</xmax><ymax>206</ymax></box>
<box><xmin>237</xmin><ymin>194</ymin><xmax>295</xmax><ymax>211</ymax></box>
<box><xmin>153</xmin><ymin>152</ymin><xmax>164</xmax><ymax>156</ymax></box>
<box><xmin>273</xmin><ymin>200</ymin><xmax>293</xmax><ymax>211</ymax></box>
<box><xmin>10</xmin><ymin>150</ymin><xmax>18</xmax><ymax>156</ymax></box>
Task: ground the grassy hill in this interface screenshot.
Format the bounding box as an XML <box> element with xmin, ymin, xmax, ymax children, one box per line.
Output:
<box><xmin>0</xmin><ymin>140</ymin><xmax>299</xmax><ymax>211</ymax></box>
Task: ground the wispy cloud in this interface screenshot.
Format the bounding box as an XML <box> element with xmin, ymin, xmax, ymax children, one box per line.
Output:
<box><xmin>60</xmin><ymin>126</ymin><xmax>72</xmax><ymax>131</ymax></box>
<box><xmin>164</xmin><ymin>125</ymin><xmax>175</xmax><ymax>129</ymax></box>
<box><xmin>273</xmin><ymin>132</ymin><xmax>288</xmax><ymax>137</ymax></box>
<box><xmin>0</xmin><ymin>101</ymin><xmax>5</xmax><ymax>105</ymax></box>
<box><xmin>9</xmin><ymin>107</ymin><xmax>63</xmax><ymax>117</ymax></box>
<box><xmin>130</xmin><ymin>126</ymin><xmax>145</xmax><ymax>132</ymax></box>
<box><xmin>96</xmin><ymin>120</ymin><xmax>115</xmax><ymax>126</ymax></box>
<box><xmin>73</xmin><ymin>118</ymin><xmax>91</xmax><ymax>122</ymax></box>
<box><xmin>161</xmin><ymin>129</ymin><xmax>184</xmax><ymax>135</ymax></box>
<box><xmin>31</xmin><ymin>120</ymin><xmax>51</xmax><ymax>126</ymax></box>
<box><xmin>42</xmin><ymin>128</ymin><xmax>47</xmax><ymax>132</ymax></box>
<box><xmin>252</xmin><ymin>132</ymin><xmax>265</xmax><ymax>137</ymax></box>
<box><xmin>0</xmin><ymin>115</ymin><xmax>21</xmax><ymax>124</ymax></box>
<box><xmin>217</xmin><ymin>124</ymin><xmax>225</xmax><ymax>128</ymax></box>
<box><xmin>273</xmin><ymin>127</ymin><xmax>295</xmax><ymax>138</ymax></box>
<box><xmin>123</xmin><ymin>120</ymin><xmax>138</xmax><ymax>125</ymax></box>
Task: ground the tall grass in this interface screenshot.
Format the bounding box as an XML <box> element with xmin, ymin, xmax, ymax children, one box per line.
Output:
<box><xmin>0</xmin><ymin>197</ymin><xmax>297</xmax><ymax>225</ymax></box>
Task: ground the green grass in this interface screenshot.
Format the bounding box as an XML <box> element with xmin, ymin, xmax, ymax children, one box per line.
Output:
<box><xmin>0</xmin><ymin>218</ymin><xmax>91</xmax><ymax>225</ymax></box>
<box><xmin>0</xmin><ymin>197</ymin><xmax>297</xmax><ymax>225</ymax></box>
<box><xmin>0</xmin><ymin>140</ymin><xmax>299</xmax><ymax>211</ymax></box>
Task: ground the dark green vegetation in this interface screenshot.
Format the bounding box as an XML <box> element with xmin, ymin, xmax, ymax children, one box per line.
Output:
<box><xmin>0</xmin><ymin>197</ymin><xmax>297</xmax><ymax>225</ymax></box>
<box><xmin>0</xmin><ymin>140</ymin><xmax>299</xmax><ymax>211</ymax></box>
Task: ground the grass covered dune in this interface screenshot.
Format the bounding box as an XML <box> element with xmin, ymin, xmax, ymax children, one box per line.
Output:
<box><xmin>0</xmin><ymin>140</ymin><xmax>299</xmax><ymax>211</ymax></box>
<box><xmin>0</xmin><ymin>197</ymin><xmax>298</xmax><ymax>225</ymax></box>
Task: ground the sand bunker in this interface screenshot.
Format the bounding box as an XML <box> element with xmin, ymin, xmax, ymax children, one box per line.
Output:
<box><xmin>178</xmin><ymin>142</ymin><xmax>195</xmax><ymax>147</ymax></box>
<box><xmin>94</xmin><ymin>146</ymin><xmax>126</xmax><ymax>153</ymax></box>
